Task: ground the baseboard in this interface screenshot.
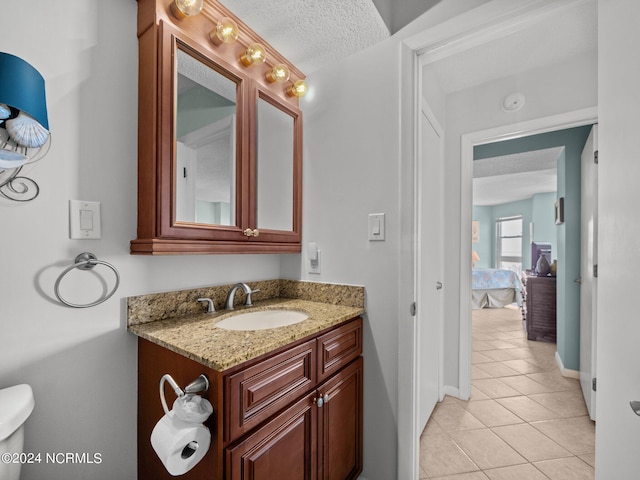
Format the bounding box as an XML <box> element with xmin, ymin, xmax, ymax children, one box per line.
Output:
<box><xmin>555</xmin><ymin>351</ymin><xmax>580</xmax><ymax>379</ymax></box>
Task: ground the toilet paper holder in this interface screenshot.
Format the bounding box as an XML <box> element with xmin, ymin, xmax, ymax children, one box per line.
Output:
<box><xmin>152</xmin><ymin>374</ymin><xmax>213</xmax><ymax>476</ymax></box>
<box><xmin>160</xmin><ymin>374</ymin><xmax>209</xmax><ymax>415</ymax></box>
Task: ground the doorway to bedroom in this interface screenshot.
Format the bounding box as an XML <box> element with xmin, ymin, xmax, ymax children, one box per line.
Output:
<box><xmin>418</xmin><ymin>126</ymin><xmax>597</xmax><ymax>478</ymax></box>
<box><xmin>469</xmin><ymin>124</ymin><xmax>594</xmax><ymax>353</ymax></box>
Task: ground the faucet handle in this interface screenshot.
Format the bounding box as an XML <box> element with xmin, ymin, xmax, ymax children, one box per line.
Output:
<box><xmin>197</xmin><ymin>298</ymin><xmax>215</xmax><ymax>313</ymax></box>
<box><xmin>245</xmin><ymin>288</ymin><xmax>260</xmax><ymax>306</ymax></box>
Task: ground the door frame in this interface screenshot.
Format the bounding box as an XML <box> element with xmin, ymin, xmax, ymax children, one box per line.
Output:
<box><xmin>459</xmin><ymin>108</ymin><xmax>598</xmax><ymax>399</ymax></box>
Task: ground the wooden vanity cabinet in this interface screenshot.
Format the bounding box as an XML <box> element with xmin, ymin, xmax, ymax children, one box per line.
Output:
<box><xmin>226</xmin><ymin>357</ymin><xmax>363</xmax><ymax>480</ymax></box>
<box><xmin>137</xmin><ymin>317</ymin><xmax>363</xmax><ymax>480</ymax></box>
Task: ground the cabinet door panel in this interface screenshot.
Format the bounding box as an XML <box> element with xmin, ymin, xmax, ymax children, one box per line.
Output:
<box><xmin>318</xmin><ymin>357</ymin><xmax>363</xmax><ymax>480</ymax></box>
<box><xmin>226</xmin><ymin>340</ymin><xmax>316</xmax><ymax>440</ymax></box>
<box><xmin>226</xmin><ymin>392</ymin><xmax>317</xmax><ymax>480</ymax></box>
<box><xmin>317</xmin><ymin>317</ymin><xmax>362</xmax><ymax>382</ymax></box>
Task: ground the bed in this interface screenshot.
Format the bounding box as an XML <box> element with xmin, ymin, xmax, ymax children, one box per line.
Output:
<box><xmin>472</xmin><ymin>268</ymin><xmax>523</xmax><ymax>309</ymax></box>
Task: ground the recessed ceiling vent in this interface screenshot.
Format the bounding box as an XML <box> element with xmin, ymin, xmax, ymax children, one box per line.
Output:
<box><xmin>502</xmin><ymin>93</ymin><xmax>525</xmax><ymax>112</ymax></box>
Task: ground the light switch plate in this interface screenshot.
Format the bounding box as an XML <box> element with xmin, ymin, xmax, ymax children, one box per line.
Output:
<box><xmin>368</xmin><ymin>213</ymin><xmax>385</xmax><ymax>241</ymax></box>
<box><xmin>69</xmin><ymin>200</ymin><xmax>101</xmax><ymax>239</ymax></box>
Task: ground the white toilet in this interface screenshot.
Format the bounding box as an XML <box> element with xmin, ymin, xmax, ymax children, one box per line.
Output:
<box><xmin>0</xmin><ymin>384</ymin><xmax>35</xmax><ymax>480</ymax></box>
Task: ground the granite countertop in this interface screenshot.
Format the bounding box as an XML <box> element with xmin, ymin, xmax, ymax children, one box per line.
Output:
<box><xmin>128</xmin><ymin>297</ymin><xmax>365</xmax><ymax>372</ymax></box>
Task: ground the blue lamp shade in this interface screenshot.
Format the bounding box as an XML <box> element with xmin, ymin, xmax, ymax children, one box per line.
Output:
<box><xmin>0</xmin><ymin>52</ymin><xmax>48</xmax><ymax>130</ymax></box>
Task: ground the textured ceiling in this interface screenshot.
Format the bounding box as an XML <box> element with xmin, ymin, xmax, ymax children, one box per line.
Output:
<box><xmin>217</xmin><ymin>0</ymin><xmax>390</xmax><ymax>73</ymax></box>
<box><xmin>473</xmin><ymin>148</ymin><xmax>563</xmax><ymax>206</ymax></box>
<box><xmin>473</xmin><ymin>169</ymin><xmax>558</xmax><ymax>207</ymax></box>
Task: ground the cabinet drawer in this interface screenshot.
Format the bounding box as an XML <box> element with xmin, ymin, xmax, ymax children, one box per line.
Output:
<box><xmin>226</xmin><ymin>339</ymin><xmax>316</xmax><ymax>441</ymax></box>
<box><xmin>317</xmin><ymin>317</ymin><xmax>362</xmax><ymax>382</ymax></box>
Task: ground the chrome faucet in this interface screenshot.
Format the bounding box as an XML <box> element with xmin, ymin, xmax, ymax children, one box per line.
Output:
<box><xmin>225</xmin><ymin>283</ymin><xmax>259</xmax><ymax>310</ymax></box>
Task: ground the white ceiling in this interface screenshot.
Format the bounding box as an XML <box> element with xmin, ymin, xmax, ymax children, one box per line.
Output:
<box><xmin>429</xmin><ymin>0</ymin><xmax>597</xmax><ymax>94</ymax></box>
<box><xmin>473</xmin><ymin>148</ymin><xmax>563</xmax><ymax>206</ymax></box>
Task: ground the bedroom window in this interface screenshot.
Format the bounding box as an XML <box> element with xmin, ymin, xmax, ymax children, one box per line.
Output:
<box><xmin>496</xmin><ymin>215</ymin><xmax>522</xmax><ymax>275</ymax></box>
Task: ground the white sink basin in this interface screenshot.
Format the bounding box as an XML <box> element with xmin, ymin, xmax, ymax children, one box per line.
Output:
<box><xmin>215</xmin><ymin>309</ymin><xmax>309</xmax><ymax>331</ymax></box>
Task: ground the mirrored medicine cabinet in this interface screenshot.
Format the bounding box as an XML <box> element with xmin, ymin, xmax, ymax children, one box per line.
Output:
<box><xmin>131</xmin><ymin>0</ymin><xmax>303</xmax><ymax>254</ymax></box>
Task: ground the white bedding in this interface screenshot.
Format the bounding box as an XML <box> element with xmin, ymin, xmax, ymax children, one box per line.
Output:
<box><xmin>471</xmin><ymin>268</ymin><xmax>523</xmax><ymax>309</ymax></box>
<box><xmin>471</xmin><ymin>287</ymin><xmax>521</xmax><ymax>309</ymax></box>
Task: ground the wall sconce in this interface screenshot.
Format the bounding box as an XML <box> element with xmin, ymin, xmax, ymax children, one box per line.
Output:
<box><xmin>287</xmin><ymin>79</ymin><xmax>308</xmax><ymax>98</ymax></box>
<box><xmin>210</xmin><ymin>17</ymin><xmax>239</xmax><ymax>45</ymax></box>
<box><xmin>266</xmin><ymin>64</ymin><xmax>290</xmax><ymax>83</ymax></box>
<box><xmin>170</xmin><ymin>0</ymin><xmax>203</xmax><ymax>20</ymax></box>
<box><xmin>0</xmin><ymin>52</ymin><xmax>50</xmax><ymax>202</ymax></box>
<box><xmin>240</xmin><ymin>43</ymin><xmax>267</xmax><ymax>67</ymax></box>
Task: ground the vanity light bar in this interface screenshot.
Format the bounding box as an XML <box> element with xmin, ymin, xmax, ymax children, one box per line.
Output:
<box><xmin>171</xmin><ymin>0</ymin><xmax>308</xmax><ymax>98</ymax></box>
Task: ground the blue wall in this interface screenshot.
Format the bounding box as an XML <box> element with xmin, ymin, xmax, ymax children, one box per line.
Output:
<box><xmin>473</xmin><ymin>192</ymin><xmax>556</xmax><ymax>271</ymax></box>
<box><xmin>474</xmin><ymin>125</ymin><xmax>593</xmax><ymax>371</ymax></box>
<box><xmin>532</xmin><ymin>192</ymin><xmax>558</xmax><ymax>264</ymax></box>
<box><xmin>472</xmin><ymin>206</ymin><xmax>494</xmax><ymax>268</ymax></box>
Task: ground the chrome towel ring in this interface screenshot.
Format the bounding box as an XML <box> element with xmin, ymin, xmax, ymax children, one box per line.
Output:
<box><xmin>54</xmin><ymin>252</ymin><xmax>120</xmax><ymax>308</ymax></box>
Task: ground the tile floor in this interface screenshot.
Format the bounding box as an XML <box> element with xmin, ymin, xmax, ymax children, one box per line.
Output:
<box><xmin>419</xmin><ymin>305</ymin><xmax>595</xmax><ymax>480</ymax></box>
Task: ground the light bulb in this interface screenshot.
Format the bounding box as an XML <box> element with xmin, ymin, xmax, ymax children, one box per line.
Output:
<box><xmin>170</xmin><ymin>0</ymin><xmax>203</xmax><ymax>19</ymax></box>
<box><xmin>287</xmin><ymin>79</ymin><xmax>308</xmax><ymax>98</ymax></box>
<box><xmin>211</xmin><ymin>17</ymin><xmax>239</xmax><ymax>45</ymax></box>
<box><xmin>266</xmin><ymin>64</ymin><xmax>290</xmax><ymax>83</ymax></box>
<box><xmin>240</xmin><ymin>43</ymin><xmax>267</xmax><ymax>67</ymax></box>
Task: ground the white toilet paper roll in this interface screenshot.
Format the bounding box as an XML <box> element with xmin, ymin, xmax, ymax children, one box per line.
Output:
<box><xmin>151</xmin><ymin>414</ymin><xmax>211</xmax><ymax>476</ymax></box>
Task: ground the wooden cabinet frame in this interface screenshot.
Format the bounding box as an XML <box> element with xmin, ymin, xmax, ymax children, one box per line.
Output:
<box><xmin>132</xmin><ymin>0</ymin><xmax>303</xmax><ymax>254</ymax></box>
